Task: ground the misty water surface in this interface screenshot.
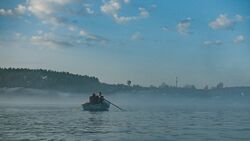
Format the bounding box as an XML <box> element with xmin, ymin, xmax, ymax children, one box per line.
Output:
<box><xmin>1</xmin><ymin>90</ymin><xmax>250</xmax><ymax>141</ymax></box>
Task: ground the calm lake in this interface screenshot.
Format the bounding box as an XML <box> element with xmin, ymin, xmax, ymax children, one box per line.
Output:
<box><xmin>1</xmin><ymin>102</ymin><xmax>250</xmax><ymax>141</ymax></box>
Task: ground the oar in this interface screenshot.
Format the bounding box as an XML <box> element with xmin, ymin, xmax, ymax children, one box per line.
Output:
<box><xmin>104</xmin><ymin>98</ymin><xmax>125</xmax><ymax>111</ymax></box>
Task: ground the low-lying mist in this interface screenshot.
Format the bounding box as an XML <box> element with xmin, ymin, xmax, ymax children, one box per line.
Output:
<box><xmin>0</xmin><ymin>88</ymin><xmax>86</xmax><ymax>106</ymax></box>
<box><xmin>110</xmin><ymin>92</ymin><xmax>250</xmax><ymax>109</ymax></box>
<box><xmin>0</xmin><ymin>88</ymin><xmax>249</xmax><ymax>109</ymax></box>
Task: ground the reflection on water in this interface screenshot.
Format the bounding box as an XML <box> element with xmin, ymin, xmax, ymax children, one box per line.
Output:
<box><xmin>0</xmin><ymin>104</ymin><xmax>250</xmax><ymax>141</ymax></box>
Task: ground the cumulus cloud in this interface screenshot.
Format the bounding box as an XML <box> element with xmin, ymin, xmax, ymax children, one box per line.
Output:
<box><xmin>0</xmin><ymin>4</ymin><xmax>26</xmax><ymax>16</ymax></box>
<box><xmin>0</xmin><ymin>0</ymin><xmax>74</xmax><ymax>18</ymax></box>
<box><xmin>0</xmin><ymin>9</ymin><xmax>13</xmax><ymax>16</ymax></box>
<box><xmin>85</xmin><ymin>7</ymin><xmax>94</xmax><ymax>15</ymax></box>
<box><xmin>37</xmin><ymin>30</ymin><xmax>43</xmax><ymax>35</ymax></box>
<box><xmin>28</xmin><ymin>0</ymin><xmax>90</xmax><ymax>27</ymax></box>
<box><xmin>15</xmin><ymin>4</ymin><xmax>26</xmax><ymax>14</ymax></box>
<box><xmin>209</xmin><ymin>14</ymin><xmax>244</xmax><ymax>30</ymax></box>
<box><xmin>100</xmin><ymin>0</ymin><xmax>149</xmax><ymax>24</ymax></box>
<box><xmin>29</xmin><ymin>30</ymin><xmax>108</xmax><ymax>49</ymax></box>
<box><xmin>203</xmin><ymin>40</ymin><xmax>223</xmax><ymax>46</ymax></box>
<box><xmin>79</xmin><ymin>30</ymin><xmax>108</xmax><ymax>45</ymax></box>
<box><xmin>101</xmin><ymin>0</ymin><xmax>120</xmax><ymax>15</ymax></box>
<box><xmin>139</xmin><ymin>7</ymin><xmax>149</xmax><ymax>18</ymax></box>
<box><xmin>31</xmin><ymin>32</ymin><xmax>74</xmax><ymax>48</ymax></box>
<box><xmin>12</xmin><ymin>32</ymin><xmax>28</xmax><ymax>41</ymax></box>
<box><xmin>27</xmin><ymin>0</ymin><xmax>71</xmax><ymax>26</ymax></box>
<box><xmin>83</xmin><ymin>4</ymin><xmax>95</xmax><ymax>15</ymax></box>
<box><xmin>113</xmin><ymin>14</ymin><xmax>137</xmax><ymax>24</ymax></box>
<box><xmin>235</xmin><ymin>14</ymin><xmax>244</xmax><ymax>22</ymax></box>
<box><xmin>233</xmin><ymin>35</ymin><xmax>245</xmax><ymax>44</ymax></box>
<box><xmin>28</xmin><ymin>0</ymin><xmax>54</xmax><ymax>16</ymax></box>
<box><xmin>124</xmin><ymin>0</ymin><xmax>130</xmax><ymax>4</ymax></box>
<box><xmin>79</xmin><ymin>30</ymin><xmax>88</xmax><ymax>36</ymax></box>
<box><xmin>27</xmin><ymin>0</ymin><xmax>108</xmax><ymax>46</ymax></box>
<box><xmin>68</xmin><ymin>25</ymin><xmax>76</xmax><ymax>31</ymax></box>
<box><xmin>177</xmin><ymin>17</ymin><xmax>192</xmax><ymax>35</ymax></box>
<box><xmin>15</xmin><ymin>32</ymin><xmax>21</xmax><ymax>38</ymax></box>
<box><xmin>162</xmin><ymin>26</ymin><xmax>169</xmax><ymax>32</ymax></box>
<box><xmin>1</xmin><ymin>0</ymin><xmax>110</xmax><ymax>49</ymax></box>
<box><xmin>131</xmin><ymin>32</ymin><xmax>143</xmax><ymax>41</ymax></box>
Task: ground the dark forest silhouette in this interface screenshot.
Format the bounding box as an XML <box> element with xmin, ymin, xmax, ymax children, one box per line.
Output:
<box><xmin>0</xmin><ymin>68</ymin><xmax>250</xmax><ymax>96</ymax></box>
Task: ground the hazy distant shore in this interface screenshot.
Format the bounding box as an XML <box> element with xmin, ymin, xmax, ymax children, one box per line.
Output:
<box><xmin>1</xmin><ymin>68</ymin><xmax>250</xmax><ymax>95</ymax></box>
<box><xmin>0</xmin><ymin>87</ymin><xmax>249</xmax><ymax>107</ymax></box>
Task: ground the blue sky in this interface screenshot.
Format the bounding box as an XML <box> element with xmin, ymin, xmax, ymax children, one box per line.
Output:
<box><xmin>0</xmin><ymin>0</ymin><xmax>250</xmax><ymax>88</ymax></box>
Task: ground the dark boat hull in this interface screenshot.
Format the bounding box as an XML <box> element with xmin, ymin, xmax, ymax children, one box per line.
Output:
<box><xmin>82</xmin><ymin>101</ymin><xmax>110</xmax><ymax>111</ymax></box>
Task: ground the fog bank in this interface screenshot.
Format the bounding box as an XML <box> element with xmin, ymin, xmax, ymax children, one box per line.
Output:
<box><xmin>0</xmin><ymin>88</ymin><xmax>249</xmax><ymax>108</ymax></box>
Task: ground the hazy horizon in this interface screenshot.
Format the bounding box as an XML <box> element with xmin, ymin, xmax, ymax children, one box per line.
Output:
<box><xmin>1</xmin><ymin>0</ymin><xmax>250</xmax><ymax>88</ymax></box>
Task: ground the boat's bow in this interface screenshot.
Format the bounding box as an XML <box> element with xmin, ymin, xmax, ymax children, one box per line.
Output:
<box><xmin>82</xmin><ymin>101</ymin><xmax>110</xmax><ymax>111</ymax></box>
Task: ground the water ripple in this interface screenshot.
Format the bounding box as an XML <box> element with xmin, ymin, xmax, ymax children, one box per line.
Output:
<box><xmin>1</xmin><ymin>105</ymin><xmax>250</xmax><ymax>141</ymax></box>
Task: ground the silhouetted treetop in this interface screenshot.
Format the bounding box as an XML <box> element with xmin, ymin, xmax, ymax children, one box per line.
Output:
<box><xmin>0</xmin><ymin>68</ymin><xmax>100</xmax><ymax>93</ymax></box>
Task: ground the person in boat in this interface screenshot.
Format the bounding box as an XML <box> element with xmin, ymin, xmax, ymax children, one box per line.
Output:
<box><xmin>95</xmin><ymin>93</ymin><xmax>100</xmax><ymax>104</ymax></box>
<box><xmin>89</xmin><ymin>93</ymin><xmax>96</xmax><ymax>104</ymax></box>
<box><xmin>89</xmin><ymin>92</ymin><xmax>104</xmax><ymax>104</ymax></box>
<box><xmin>99</xmin><ymin>92</ymin><xmax>104</xmax><ymax>103</ymax></box>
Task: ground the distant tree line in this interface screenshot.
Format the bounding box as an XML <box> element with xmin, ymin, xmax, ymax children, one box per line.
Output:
<box><xmin>0</xmin><ymin>68</ymin><xmax>249</xmax><ymax>95</ymax></box>
<box><xmin>0</xmin><ymin>68</ymin><xmax>100</xmax><ymax>93</ymax></box>
<box><xmin>0</xmin><ymin>68</ymin><xmax>146</xmax><ymax>94</ymax></box>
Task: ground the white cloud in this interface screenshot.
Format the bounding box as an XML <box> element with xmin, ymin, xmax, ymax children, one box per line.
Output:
<box><xmin>68</xmin><ymin>25</ymin><xmax>76</xmax><ymax>31</ymax></box>
<box><xmin>31</xmin><ymin>32</ymin><xmax>74</xmax><ymax>48</ymax></box>
<box><xmin>233</xmin><ymin>35</ymin><xmax>245</xmax><ymax>44</ymax></box>
<box><xmin>28</xmin><ymin>0</ymin><xmax>58</xmax><ymax>25</ymax></box>
<box><xmin>13</xmin><ymin>32</ymin><xmax>28</xmax><ymax>41</ymax></box>
<box><xmin>28</xmin><ymin>0</ymin><xmax>72</xmax><ymax>14</ymax></box>
<box><xmin>0</xmin><ymin>9</ymin><xmax>14</xmax><ymax>16</ymax></box>
<box><xmin>235</xmin><ymin>14</ymin><xmax>243</xmax><ymax>22</ymax></box>
<box><xmin>79</xmin><ymin>29</ymin><xmax>108</xmax><ymax>45</ymax></box>
<box><xmin>83</xmin><ymin>4</ymin><xmax>95</xmax><ymax>15</ymax></box>
<box><xmin>49</xmin><ymin>0</ymin><xmax>72</xmax><ymax>5</ymax></box>
<box><xmin>209</xmin><ymin>14</ymin><xmax>244</xmax><ymax>30</ymax></box>
<box><xmin>100</xmin><ymin>0</ymin><xmax>149</xmax><ymax>24</ymax></box>
<box><xmin>30</xmin><ymin>30</ymin><xmax>108</xmax><ymax>49</ymax></box>
<box><xmin>101</xmin><ymin>0</ymin><xmax>120</xmax><ymax>15</ymax></box>
<box><xmin>113</xmin><ymin>14</ymin><xmax>137</xmax><ymax>24</ymax></box>
<box><xmin>37</xmin><ymin>30</ymin><xmax>43</xmax><ymax>34</ymax></box>
<box><xmin>138</xmin><ymin>7</ymin><xmax>149</xmax><ymax>18</ymax></box>
<box><xmin>86</xmin><ymin>7</ymin><xmax>94</xmax><ymax>14</ymax></box>
<box><xmin>15</xmin><ymin>4</ymin><xmax>26</xmax><ymax>14</ymax></box>
<box><xmin>203</xmin><ymin>40</ymin><xmax>223</xmax><ymax>46</ymax></box>
<box><xmin>124</xmin><ymin>0</ymin><xmax>130</xmax><ymax>4</ymax></box>
<box><xmin>27</xmin><ymin>0</ymin><xmax>73</xmax><ymax>26</ymax></box>
<box><xmin>28</xmin><ymin>0</ymin><xmax>53</xmax><ymax>16</ymax></box>
<box><xmin>0</xmin><ymin>4</ymin><xmax>27</xmax><ymax>16</ymax></box>
<box><xmin>209</xmin><ymin>15</ymin><xmax>231</xmax><ymax>29</ymax></box>
<box><xmin>15</xmin><ymin>32</ymin><xmax>21</xmax><ymax>38</ymax></box>
<box><xmin>79</xmin><ymin>30</ymin><xmax>88</xmax><ymax>36</ymax></box>
<box><xmin>162</xmin><ymin>26</ymin><xmax>169</xmax><ymax>32</ymax></box>
<box><xmin>131</xmin><ymin>32</ymin><xmax>143</xmax><ymax>41</ymax></box>
<box><xmin>177</xmin><ymin>17</ymin><xmax>192</xmax><ymax>35</ymax></box>
<box><xmin>0</xmin><ymin>1</ymin><xmax>109</xmax><ymax>48</ymax></box>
